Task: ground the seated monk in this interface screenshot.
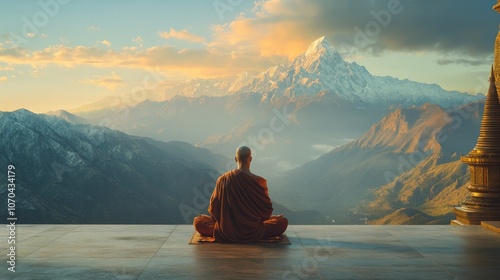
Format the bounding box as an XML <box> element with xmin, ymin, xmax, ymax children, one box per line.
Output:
<box><xmin>193</xmin><ymin>146</ymin><xmax>288</xmax><ymax>243</ymax></box>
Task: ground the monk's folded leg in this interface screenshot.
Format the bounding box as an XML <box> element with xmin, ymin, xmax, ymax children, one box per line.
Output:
<box><xmin>263</xmin><ymin>216</ymin><xmax>288</xmax><ymax>239</ymax></box>
<box><xmin>193</xmin><ymin>214</ymin><xmax>216</xmax><ymax>237</ymax></box>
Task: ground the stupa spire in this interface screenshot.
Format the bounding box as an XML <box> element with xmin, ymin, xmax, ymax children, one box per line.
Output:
<box><xmin>472</xmin><ymin>66</ymin><xmax>500</xmax><ymax>153</ymax></box>
<box><xmin>451</xmin><ymin>1</ymin><xmax>500</xmax><ymax>225</ymax></box>
<box><xmin>453</xmin><ymin>67</ymin><xmax>500</xmax><ymax>225</ymax></box>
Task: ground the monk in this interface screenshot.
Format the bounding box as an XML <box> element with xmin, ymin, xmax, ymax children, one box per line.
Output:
<box><xmin>193</xmin><ymin>146</ymin><xmax>288</xmax><ymax>243</ymax></box>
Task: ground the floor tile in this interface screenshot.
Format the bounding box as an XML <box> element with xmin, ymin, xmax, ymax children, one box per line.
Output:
<box><xmin>2</xmin><ymin>224</ymin><xmax>500</xmax><ymax>280</ymax></box>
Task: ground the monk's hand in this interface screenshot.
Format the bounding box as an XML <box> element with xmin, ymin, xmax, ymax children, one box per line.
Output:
<box><xmin>197</xmin><ymin>214</ymin><xmax>211</xmax><ymax>218</ymax></box>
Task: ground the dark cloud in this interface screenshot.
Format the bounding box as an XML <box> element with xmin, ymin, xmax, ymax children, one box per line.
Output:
<box><xmin>437</xmin><ymin>57</ymin><xmax>493</xmax><ymax>66</ymax></box>
<box><xmin>300</xmin><ymin>0</ymin><xmax>498</xmax><ymax>57</ymax></box>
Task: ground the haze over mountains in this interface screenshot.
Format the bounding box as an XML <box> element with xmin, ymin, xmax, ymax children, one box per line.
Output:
<box><xmin>3</xmin><ymin>37</ymin><xmax>486</xmax><ymax>225</ymax></box>
<box><xmin>0</xmin><ymin>109</ymin><xmax>325</xmax><ymax>224</ymax></box>
<box><xmin>0</xmin><ymin>109</ymin><xmax>220</xmax><ymax>223</ymax></box>
<box><xmin>74</xmin><ymin>37</ymin><xmax>482</xmax><ymax>175</ymax></box>
<box><xmin>270</xmin><ymin>101</ymin><xmax>482</xmax><ymax>224</ymax></box>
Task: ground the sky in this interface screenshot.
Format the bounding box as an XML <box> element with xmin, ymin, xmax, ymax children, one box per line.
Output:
<box><xmin>0</xmin><ymin>0</ymin><xmax>499</xmax><ymax>113</ymax></box>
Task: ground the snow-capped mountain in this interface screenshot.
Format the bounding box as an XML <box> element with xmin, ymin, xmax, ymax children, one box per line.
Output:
<box><xmin>73</xmin><ymin>36</ymin><xmax>484</xmax><ymax>175</ymax></box>
<box><xmin>0</xmin><ymin>109</ymin><xmax>326</xmax><ymax>224</ymax></box>
<box><xmin>233</xmin><ymin>36</ymin><xmax>480</xmax><ymax>108</ymax></box>
<box><xmin>162</xmin><ymin>72</ymin><xmax>254</xmax><ymax>99</ymax></box>
<box><xmin>73</xmin><ymin>36</ymin><xmax>482</xmax><ymax>112</ymax></box>
<box><xmin>0</xmin><ymin>109</ymin><xmax>224</xmax><ymax>223</ymax></box>
<box><xmin>47</xmin><ymin>109</ymin><xmax>89</xmax><ymax>124</ymax></box>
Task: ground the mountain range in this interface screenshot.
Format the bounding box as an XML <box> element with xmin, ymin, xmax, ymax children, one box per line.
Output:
<box><xmin>74</xmin><ymin>36</ymin><xmax>481</xmax><ymax>110</ymax></box>
<box><xmin>0</xmin><ymin>109</ymin><xmax>219</xmax><ymax>223</ymax></box>
<box><xmin>226</xmin><ymin>36</ymin><xmax>478</xmax><ymax>109</ymax></box>
<box><xmin>4</xmin><ymin>37</ymin><xmax>485</xmax><ymax>225</ymax></box>
<box><xmin>0</xmin><ymin>109</ymin><xmax>326</xmax><ymax>224</ymax></box>
<box><xmin>73</xmin><ymin>37</ymin><xmax>482</xmax><ymax>175</ymax></box>
<box><xmin>270</xmin><ymin>101</ymin><xmax>482</xmax><ymax>224</ymax></box>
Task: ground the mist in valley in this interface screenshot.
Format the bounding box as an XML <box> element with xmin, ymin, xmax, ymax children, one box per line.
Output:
<box><xmin>1</xmin><ymin>37</ymin><xmax>486</xmax><ymax>225</ymax></box>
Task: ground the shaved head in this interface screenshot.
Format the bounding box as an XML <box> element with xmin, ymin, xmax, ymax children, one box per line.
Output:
<box><xmin>235</xmin><ymin>146</ymin><xmax>252</xmax><ymax>163</ymax></box>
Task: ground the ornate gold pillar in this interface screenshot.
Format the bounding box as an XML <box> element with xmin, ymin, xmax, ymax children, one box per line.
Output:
<box><xmin>451</xmin><ymin>0</ymin><xmax>500</xmax><ymax>225</ymax></box>
<box><xmin>452</xmin><ymin>2</ymin><xmax>500</xmax><ymax>225</ymax></box>
<box><xmin>495</xmin><ymin>1</ymin><xmax>500</xmax><ymax>84</ymax></box>
<box><xmin>452</xmin><ymin>69</ymin><xmax>500</xmax><ymax>225</ymax></box>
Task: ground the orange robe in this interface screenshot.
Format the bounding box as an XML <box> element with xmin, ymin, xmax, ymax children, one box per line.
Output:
<box><xmin>208</xmin><ymin>169</ymin><xmax>274</xmax><ymax>243</ymax></box>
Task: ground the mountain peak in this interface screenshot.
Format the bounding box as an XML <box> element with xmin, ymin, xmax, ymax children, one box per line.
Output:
<box><xmin>46</xmin><ymin>109</ymin><xmax>89</xmax><ymax>124</ymax></box>
<box><xmin>305</xmin><ymin>36</ymin><xmax>336</xmax><ymax>57</ymax></box>
<box><xmin>8</xmin><ymin>108</ymin><xmax>38</xmax><ymax>120</ymax></box>
<box><xmin>292</xmin><ymin>36</ymin><xmax>348</xmax><ymax>80</ymax></box>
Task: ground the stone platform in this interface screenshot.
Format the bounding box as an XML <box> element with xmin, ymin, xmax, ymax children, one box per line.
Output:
<box><xmin>1</xmin><ymin>225</ymin><xmax>500</xmax><ymax>279</ymax></box>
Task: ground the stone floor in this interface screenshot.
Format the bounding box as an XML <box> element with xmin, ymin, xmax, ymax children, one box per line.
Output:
<box><xmin>1</xmin><ymin>224</ymin><xmax>499</xmax><ymax>279</ymax></box>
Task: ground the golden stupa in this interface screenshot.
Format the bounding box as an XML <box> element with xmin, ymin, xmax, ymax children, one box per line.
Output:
<box><xmin>453</xmin><ymin>1</ymin><xmax>500</xmax><ymax>225</ymax></box>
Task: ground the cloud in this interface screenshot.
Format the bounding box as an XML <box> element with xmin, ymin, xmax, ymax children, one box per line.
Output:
<box><xmin>79</xmin><ymin>72</ymin><xmax>124</xmax><ymax>90</ymax></box>
<box><xmin>132</xmin><ymin>36</ymin><xmax>143</xmax><ymax>48</ymax></box>
<box><xmin>0</xmin><ymin>63</ymin><xmax>14</xmax><ymax>71</ymax></box>
<box><xmin>0</xmin><ymin>76</ymin><xmax>7</xmax><ymax>81</ymax></box>
<box><xmin>159</xmin><ymin>28</ymin><xmax>205</xmax><ymax>43</ymax></box>
<box><xmin>0</xmin><ymin>43</ymin><xmax>277</xmax><ymax>78</ymax></box>
<box><xmin>2</xmin><ymin>0</ymin><xmax>493</xmax><ymax>79</ymax></box>
<box><xmin>0</xmin><ymin>34</ymin><xmax>10</xmax><ymax>42</ymax></box>
<box><xmin>210</xmin><ymin>0</ymin><xmax>498</xmax><ymax>60</ymax></box>
<box><xmin>87</xmin><ymin>26</ymin><xmax>101</xmax><ymax>31</ymax></box>
<box><xmin>101</xmin><ymin>40</ymin><xmax>111</xmax><ymax>47</ymax></box>
<box><xmin>437</xmin><ymin>57</ymin><xmax>492</xmax><ymax>66</ymax></box>
<box><xmin>312</xmin><ymin>144</ymin><xmax>336</xmax><ymax>154</ymax></box>
<box><xmin>0</xmin><ymin>47</ymin><xmax>27</xmax><ymax>59</ymax></box>
<box><xmin>276</xmin><ymin>160</ymin><xmax>300</xmax><ymax>172</ymax></box>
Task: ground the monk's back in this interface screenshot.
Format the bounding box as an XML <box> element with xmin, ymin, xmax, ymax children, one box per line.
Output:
<box><xmin>209</xmin><ymin>169</ymin><xmax>273</xmax><ymax>243</ymax></box>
